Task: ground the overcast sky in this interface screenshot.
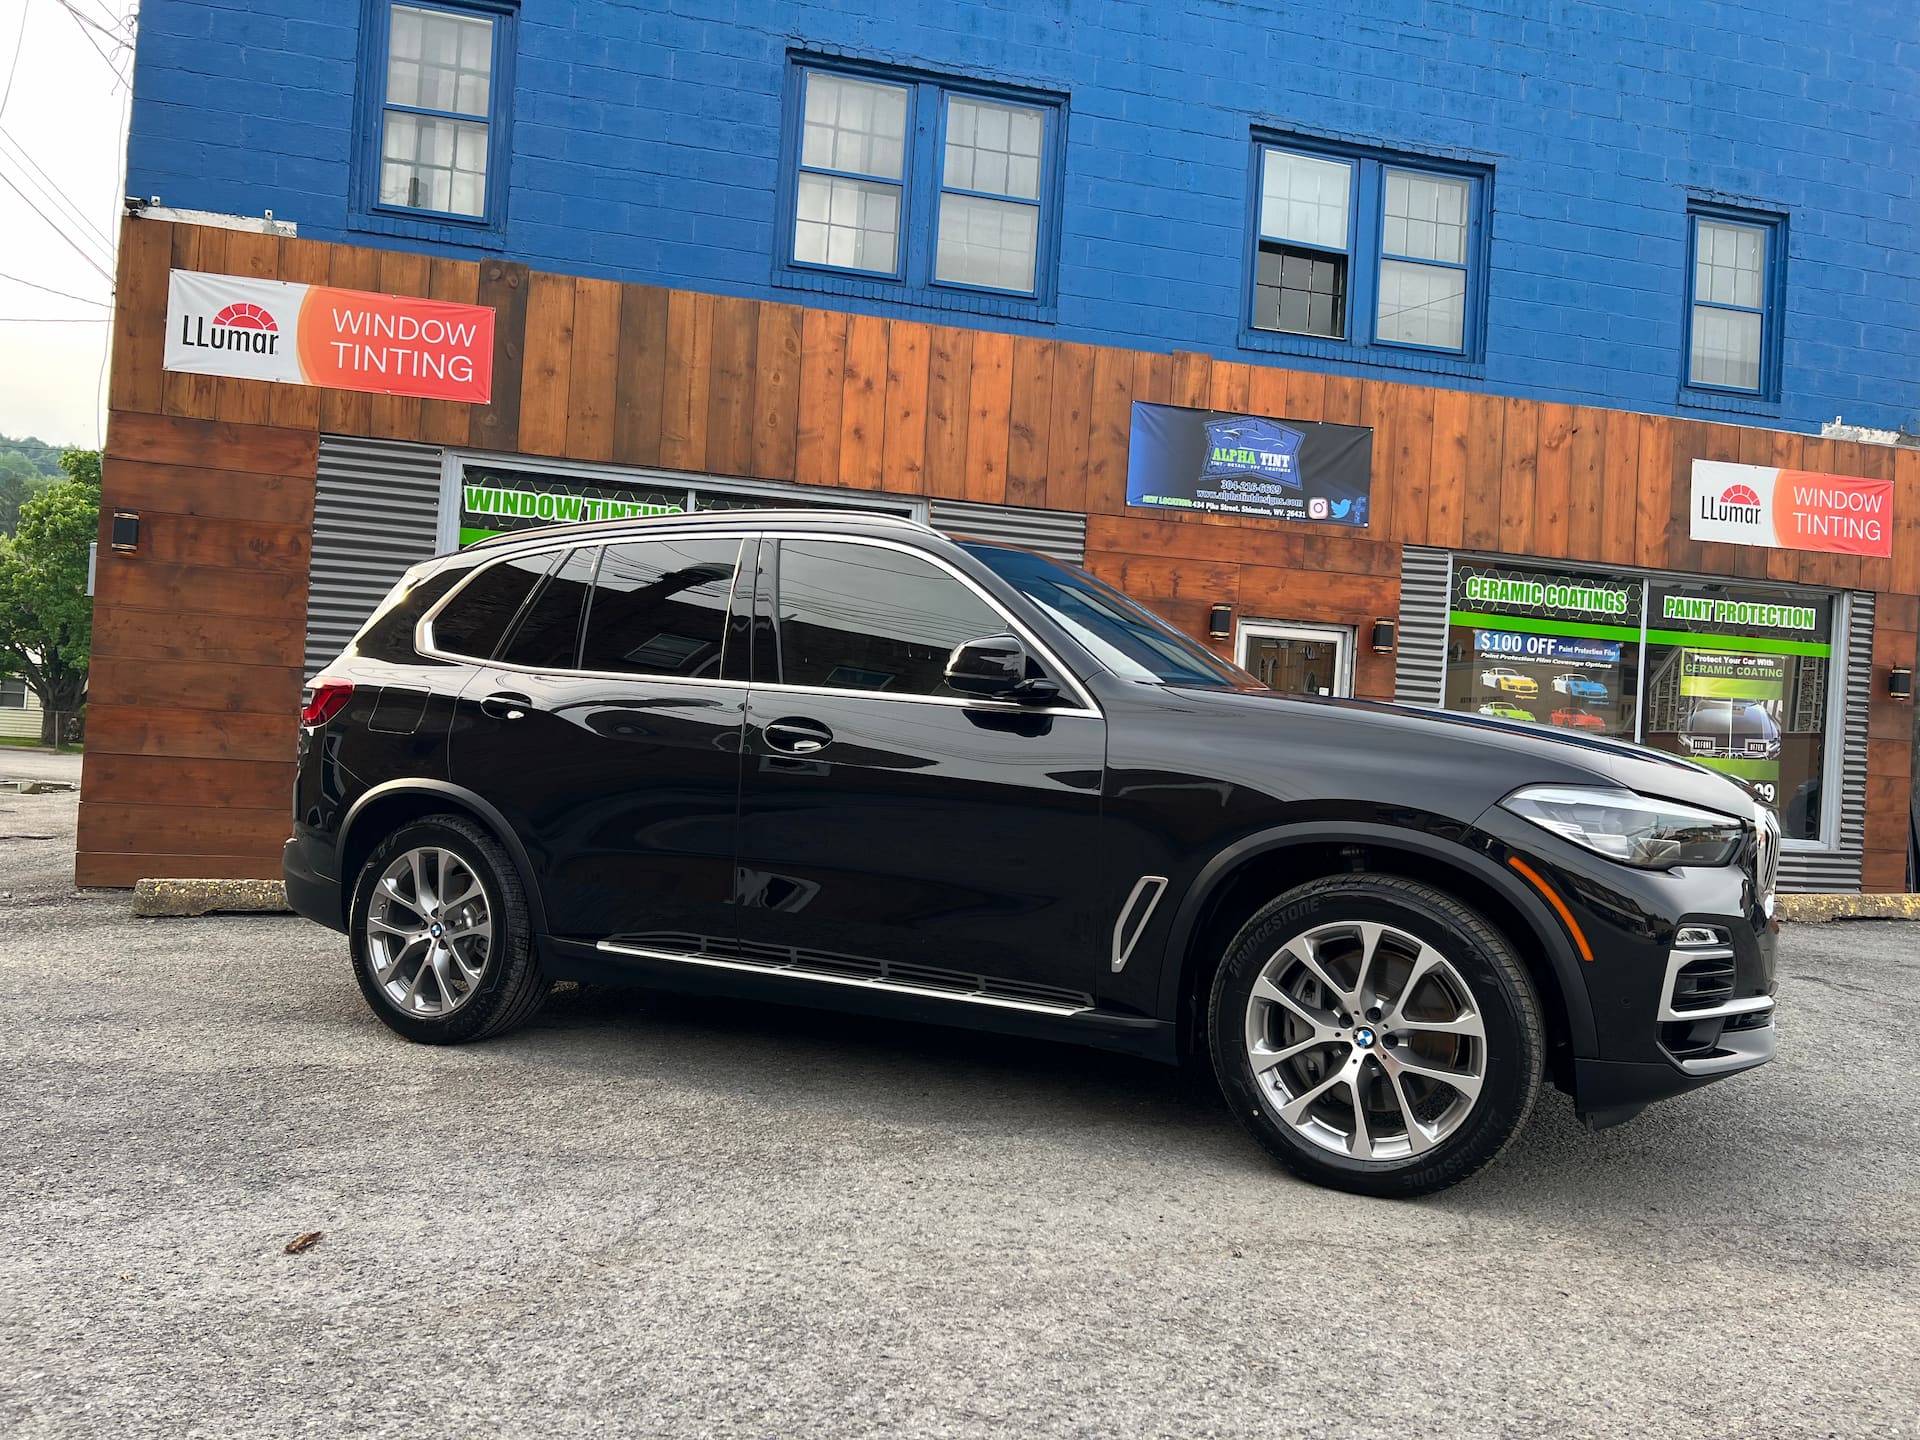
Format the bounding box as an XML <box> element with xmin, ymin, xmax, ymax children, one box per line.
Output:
<box><xmin>0</xmin><ymin>0</ymin><xmax>139</xmax><ymax>450</ymax></box>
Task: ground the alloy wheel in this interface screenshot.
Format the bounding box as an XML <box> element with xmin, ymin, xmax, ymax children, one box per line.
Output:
<box><xmin>1242</xmin><ymin>920</ymin><xmax>1487</xmax><ymax>1162</ymax></box>
<box><xmin>364</xmin><ymin>846</ymin><xmax>493</xmax><ymax>1018</ymax></box>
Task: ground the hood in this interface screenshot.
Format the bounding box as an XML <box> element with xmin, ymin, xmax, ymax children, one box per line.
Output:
<box><xmin>1160</xmin><ymin>684</ymin><xmax>1762</xmax><ymax>821</ymax></box>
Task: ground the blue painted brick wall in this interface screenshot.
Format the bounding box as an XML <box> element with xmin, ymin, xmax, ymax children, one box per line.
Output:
<box><xmin>125</xmin><ymin>0</ymin><xmax>1920</xmax><ymax>435</ymax></box>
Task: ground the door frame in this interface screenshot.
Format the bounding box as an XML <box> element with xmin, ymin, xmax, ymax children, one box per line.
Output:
<box><xmin>1236</xmin><ymin>620</ymin><xmax>1357</xmax><ymax>698</ymax></box>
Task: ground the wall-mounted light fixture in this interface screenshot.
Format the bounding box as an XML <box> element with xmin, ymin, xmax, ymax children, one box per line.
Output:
<box><xmin>110</xmin><ymin>511</ymin><xmax>140</xmax><ymax>553</ymax></box>
<box><xmin>1208</xmin><ymin>603</ymin><xmax>1233</xmax><ymax>640</ymax></box>
<box><xmin>1371</xmin><ymin>619</ymin><xmax>1397</xmax><ymax>654</ymax></box>
<box><xmin>1891</xmin><ymin>667</ymin><xmax>1914</xmax><ymax>701</ymax></box>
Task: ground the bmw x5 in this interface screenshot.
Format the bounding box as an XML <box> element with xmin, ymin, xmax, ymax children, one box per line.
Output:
<box><xmin>285</xmin><ymin>511</ymin><xmax>1779</xmax><ymax>1197</ymax></box>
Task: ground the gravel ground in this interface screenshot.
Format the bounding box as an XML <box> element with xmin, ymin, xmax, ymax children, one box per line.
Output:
<box><xmin>2</xmin><ymin>748</ymin><xmax>1917</xmax><ymax>1439</ymax></box>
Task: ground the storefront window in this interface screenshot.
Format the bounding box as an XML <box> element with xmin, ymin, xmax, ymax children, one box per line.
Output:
<box><xmin>1442</xmin><ymin>559</ymin><xmax>1837</xmax><ymax>841</ymax></box>
<box><xmin>1444</xmin><ymin>562</ymin><xmax>1644</xmax><ymax>741</ymax></box>
<box><xmin>1643</xmin><ymin>580</ymin><xmax>1833</xmax><ymax>840</ymax></box>
<box><xmin>453</xmin><ymin>463</ymin><xmax>916</xmax><ymax>547</ymax></box>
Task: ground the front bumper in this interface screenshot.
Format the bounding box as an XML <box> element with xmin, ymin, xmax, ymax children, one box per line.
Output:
<box><xmin>1475</xmin><ymin>810</ymin><xmax>1778</xmax><ymax>1127</ymax></box>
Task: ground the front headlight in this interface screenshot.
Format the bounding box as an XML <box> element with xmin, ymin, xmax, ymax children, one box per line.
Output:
<box><xmin>1499</xmin><ymin>785</ymin><xmax>1746</xmax><ymax>869</ymax></box>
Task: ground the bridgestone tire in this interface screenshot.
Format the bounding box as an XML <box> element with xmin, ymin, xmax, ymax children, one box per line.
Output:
<box><xmin>348</xmin><ymin>814</ymin><xmax>548</xmax><ymax>1044</ymax></box>
<box><xmin>1208</xmin><ymin>873</ymin><xmax>1544</xmax><ymax>1198</ymax></box>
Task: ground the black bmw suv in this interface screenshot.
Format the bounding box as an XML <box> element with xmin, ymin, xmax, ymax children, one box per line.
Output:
<box><xmin>286</xmin><ymin>510</ymin><xmax>1779</xmax><ymax>1197</ymax></box>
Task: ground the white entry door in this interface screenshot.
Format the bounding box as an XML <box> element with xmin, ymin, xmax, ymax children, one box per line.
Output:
<box><xmin>1237</xmin><ymin>621</ymin><xmax>1355</xmax><ymax>698</ymax></box>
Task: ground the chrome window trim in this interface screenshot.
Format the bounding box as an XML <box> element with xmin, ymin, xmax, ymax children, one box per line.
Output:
<box><xmin>417</xmin><ymin>529</ymin><xmax>752</xmax><ymax>674</ymax></box>
<box><xmin>413</xmin><ymin>526</ymin><xmax>1105</xmax><ymax>718</ymax></box>
<box><xmin>759</xmin><ymin>530</ymin><xmax>1103</xmax><ymax>715</ymax></box>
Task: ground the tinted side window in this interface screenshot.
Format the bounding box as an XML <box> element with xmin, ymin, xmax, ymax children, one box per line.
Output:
<box><xmin>500</xmin><ymin>547</ymin><xmax>598</xmax><ymax>669</ymax></box>
<box><xmin>772</xmin><ymin>540</ymin><xmax>1005</xmax><ymax>696</ymax></box>
<box><xmin>430</xmin><ymin>552</ymin><xmax>552</xmax><ymax>660</ymax></box>
<box><xmin>581</xmin><ymin>537</ymin><xmax>742</xmax><ymax>678</ymax></box>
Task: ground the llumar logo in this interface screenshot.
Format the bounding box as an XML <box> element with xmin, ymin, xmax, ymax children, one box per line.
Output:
<box><xmin>178</xmin><ymin>300</ymin><xmax>281</xmax><ymax>356</ymax></box>
<box><xmin>1701</xmin><ymin>482</ymin><xmax>1762</xmax><ymax>526</ymax></box>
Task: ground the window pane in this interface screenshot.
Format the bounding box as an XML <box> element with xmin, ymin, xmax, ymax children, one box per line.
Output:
<box><xmin>801</xmin><ymin>73</ymin><xmax>908</xmax><ymax>180</ymax></box>
<box><xmin>1695</xmin><ymin>219</ymin><xmax>1765</xmax><ymax>309</ymax></box>
<box><xmin>0</xmin><ymin>678</ymin><xmax>27</xmax><ymax>708</ymax></box>
<box><xmin>380</xmin><ymin>111</ymin><xmax>488</xmax><ymax>215</ymax></box>
<box><xmin>1253</xmin><ymin>242</ymin><xmax>1346</xmax><ymax>337</ymax></box>
<box><xmin>432</xmin><ymin>553</ymin><xmax>552</xmax><ymax>659</ymax></box>
<box><xmin>774</xmin><ymin>540</ymin><xmax>1007</xmax><ymax>697</ymax></box>
<box><xmin>944</xmin><ymin>96</ymin><xmax>1044</xmax><ymax>200</ymax></box>
<box><xmin>934</xmin><ymin>193</ymin><xmax>1038</xmax><ymax>293</ymax></box>
<box><xmin>1442</xmin><ymin>562</ymin><xmax>1645</xmax><ymax>742</ymax></box>
<box><xmin>1641</xmin><ymin>581</ymin><xmax>1835</xmax><ymax>840</ymax></box>
<box><xmin>1383</xmin><ymin>169</ymin><xmax>1469</xmax><ymax>264</ymax></box>
<box><xmin>1376</xmin><ymin>258</ymin><xmax>1466</xmax><ymax>349</ymax></box>
<box><xmin>794</xmin><ymin>173</ymin><xmax>900</xmax><ymax>273</ymax></box>
<box><xmin>1258</xmin><ymin>149</ymin><xmax>1350</xmax><ymax>251</ymax></box>
<box><xmin>1690</xmin><ymin>304</ymin><xmax>1763</xmax><ymax>390</ymax></box>
<box><xmin>580</xmin><ymin>538</ymin><xmax>741</xmax><ymax>678</ymax></box>
<box><xmin>387</xmin><ymin>4</ymin><xmax>491</xmax><ymax>116</ymax></box>
<box><xmin>500</xmin><ymin>548</ymin><xmax>597</xmax><ymax>670</ymax></box>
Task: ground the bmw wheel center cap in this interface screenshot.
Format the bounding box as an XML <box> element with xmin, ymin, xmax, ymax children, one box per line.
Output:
<box><xmin>1354</xmin><ymin>1026</ymin><xmax>1377</xmax><ymax>1049</ymax></box>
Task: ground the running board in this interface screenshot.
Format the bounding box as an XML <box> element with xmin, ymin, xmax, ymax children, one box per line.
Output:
<box><xmin>594</xmin><ymin>940</ymin><xmax>1094</xmax><ymax>1018</ymax></box>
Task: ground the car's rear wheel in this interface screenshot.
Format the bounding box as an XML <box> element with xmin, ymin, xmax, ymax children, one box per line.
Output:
<box><xmin>1209</xmin><ymin>873</ymin><xmax>1543</xmax><ymax>1198</ymax></box>
<box><xmin>348</xmin><ymin>814</ymin><xmax>548</xmax><ymax>1044</ymax></box>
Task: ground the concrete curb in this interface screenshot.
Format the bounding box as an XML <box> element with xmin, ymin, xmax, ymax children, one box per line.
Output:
<box><xmin>1777</xmin><ymin>894</ymin><xmax>1920</xmax><ymax>923</ymax></box>
<box><xmin>132</xmin><ymin>879</ymin><xmax>292</xmax><ymax>918</ymax></box>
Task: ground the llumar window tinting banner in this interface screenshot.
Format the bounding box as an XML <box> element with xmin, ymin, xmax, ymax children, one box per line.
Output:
<box><xmin>1125</xmin><ymin>402</ymin><xmax>1373</xmax><ymax>526</ymax></box>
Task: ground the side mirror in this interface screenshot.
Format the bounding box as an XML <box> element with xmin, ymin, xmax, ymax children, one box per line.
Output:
<box><xmin>944</xmin><ymin>634</ymin><xmax>1060</xmax><ymax>704</ymax></box>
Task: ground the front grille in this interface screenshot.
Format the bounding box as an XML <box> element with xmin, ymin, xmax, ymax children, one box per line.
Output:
<box><xmin>1753</xmin><ymin>813</ymin><xmax>1780</xmax><ymax>915</ymax></box>
<box><xmin>1669</xmin><ymin>956</ymin><xmax>1736</xmax><ymax>1012</ymax></box>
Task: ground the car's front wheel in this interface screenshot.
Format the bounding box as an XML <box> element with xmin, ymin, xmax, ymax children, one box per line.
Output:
<box><xmin>1209</xmin><ymin>873</ymin><xmax>1544</xmax><ymax>1198</ymax></box>
<box><xmin>348</xmin><ymin>813</ymin><xmax>549</xmax><ymax>1044</ymax></box>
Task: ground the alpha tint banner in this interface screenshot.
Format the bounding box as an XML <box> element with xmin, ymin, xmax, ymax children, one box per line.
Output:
<box><xmin>1690</xmin><ymin>459</ymin><xmax>1893</xmax><ymax>557</ymax></box>
<box><xmin>163</xmin><ymin>269</ymin><xmax>494</xmax><ymax>404</ymax></box>
<box><xmin>1126</xmin><ymin>402</ymin><xmax>1373</xmax><ymax>526</ymax></box>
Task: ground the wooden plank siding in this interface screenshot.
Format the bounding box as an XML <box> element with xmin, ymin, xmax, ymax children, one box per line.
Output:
<box><xmin>83</xmin><ymin>218</ymin><xmax>1920</xmax><ymax>888</ymax></box>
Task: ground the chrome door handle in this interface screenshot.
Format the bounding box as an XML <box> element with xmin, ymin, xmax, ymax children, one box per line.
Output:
<box><xmin>763</xmin><ymin>717</ymin><xmax>833</xmax><ymax>754</ymax></box>
<box><xmin>480</xmin><ymin>691</ymin><xmax>532</xmax><ymax>721</ymax></box>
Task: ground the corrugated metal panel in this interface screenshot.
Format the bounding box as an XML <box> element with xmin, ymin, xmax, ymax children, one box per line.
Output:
<box><xmin>1781</xmin><ymin>591</ymin><xmax>1873</xmax><ymax>894</ymax></box>
<box><xmin>928</xmin><ymin>498</ymin><xmax>1087</xmax><ymax>563</ymax></box>
<box><xmin>307</xmin><ymin>436</ymin><xmax>445</xmax><ymax>674</ymax></box>
<box><xmin>1393</xmin><ymin>546</ymin><xmax>1452</xmax><ymax>706</ymax></box>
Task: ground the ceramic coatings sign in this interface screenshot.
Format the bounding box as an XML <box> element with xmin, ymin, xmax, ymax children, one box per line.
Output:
<box><xmin>163</xmin><ymin>269</ymin><xmax>494</xmax><ymax>404</ymax></box>
<box><xmin>1690</xmin><ymin>459</ymin><xmax>1893</xmax><ymax>557</ymax></box>
<box><xmin>1126</xmin><ymin>402</ymin><xmax>1372</xmax><ymax>525</ymax></box>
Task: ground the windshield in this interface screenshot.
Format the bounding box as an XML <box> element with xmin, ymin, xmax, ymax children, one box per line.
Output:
<box><xmin>961</xmin><ymin>543</ymin><xmax>1259</xmax><ymax>689</ymax></box>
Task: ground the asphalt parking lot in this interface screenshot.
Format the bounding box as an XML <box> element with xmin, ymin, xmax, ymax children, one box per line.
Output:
<box><xmin>2</xmin><ymin>748</ymin><xmax>1917</xmax><ymax>1439</ymax></box>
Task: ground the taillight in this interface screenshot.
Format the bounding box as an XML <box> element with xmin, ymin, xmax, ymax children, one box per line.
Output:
<box><xmin>300</xmin><ymin>679</ymin><xmax>354</xmax><ymax>728</ymax></box>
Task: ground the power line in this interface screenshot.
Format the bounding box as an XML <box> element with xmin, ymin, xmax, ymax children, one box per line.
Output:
<box><xmin>0</xmin><ymin>3</ymin><xmax>26</xmax><ymax>122</ymax></box>
<box><xmin>0</xmin><ymin>315</ymin><xmax>112</xmax><ymax>323</ymax></box>
<box><xmin>0</xmin><ymin>166</ymin><xmax>116</xmax><ymax>282</ymax></box>
<box><xmin>0</xmin><ymin>268</ymin><xmax>109</xmax><ymax>307</ymax></box>
<box><xmin>51</xmin><ymin>0</ymin><xmax>131</xmax><ymax>86</ymax></box>
<box><xmin>0</xmin><ymin>132</ymin><xmax>117</xmax><ymax>261</ymax></box>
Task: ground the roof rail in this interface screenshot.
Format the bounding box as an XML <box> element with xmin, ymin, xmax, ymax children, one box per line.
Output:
<box><xmin>463</xmin><ymin>506</ymin><xmax>939</xmax><ymax>549</ymax></box>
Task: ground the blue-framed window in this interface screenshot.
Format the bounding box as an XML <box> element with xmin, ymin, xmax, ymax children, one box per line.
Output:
<box><xmin>355</xmin><ymin>0</ymin><xmax>515</xmax><ymax>238</ymax></box>
<box><xmin>779</xmin><ymin>61</ymin><xmax>1065</xmax><ymax>313</ymax></box>
<box><xmin>1684</xmin><ymin>206</ymin><xmax>1784</xmax><ymax>399</ymax></box>
<box><xmin>1245</xmin><ymin>137</ymin><xmax>1490</xmax><ymax>366</ymax></box>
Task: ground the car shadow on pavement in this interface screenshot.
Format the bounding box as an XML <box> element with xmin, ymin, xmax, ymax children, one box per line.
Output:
<box><xmin>495</xmin><ymin>977</ymin><xmax>1770</xmax><ymax>1209</ymax></box>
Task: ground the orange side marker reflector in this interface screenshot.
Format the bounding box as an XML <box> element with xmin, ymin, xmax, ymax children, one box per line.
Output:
<box><xmin>1508</xmin><ymin>856</ymin><xmax>1595</xmax><ymax>963</ymax></box>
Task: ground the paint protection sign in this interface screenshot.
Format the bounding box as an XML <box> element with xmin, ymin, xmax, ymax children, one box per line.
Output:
<box><xmin>162</xmin><ymin>268</ymin><xmax>495</xmax><ymax>404</ymax></box>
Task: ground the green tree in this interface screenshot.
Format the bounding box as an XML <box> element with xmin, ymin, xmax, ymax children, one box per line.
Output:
<box><xmin>0</xmin><ymin>451</ymin><xmax>100</xmax><ymax>744</ymax></box>
<box><xmin>0</xmin><ymin>451</ymin><xmax>46</xmax><ymax>535</ymax></box>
